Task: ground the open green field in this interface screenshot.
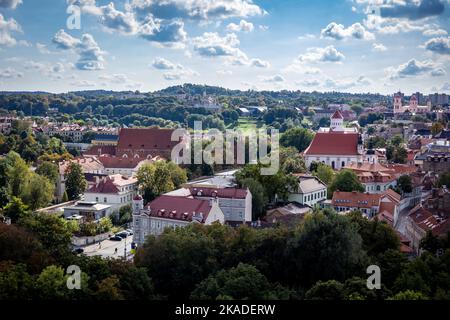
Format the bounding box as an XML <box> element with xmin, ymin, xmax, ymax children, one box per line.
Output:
<box><xmin>229</xmin><ymin>117</ymin><xmax>267</xmax><ymax>133</ymax></box>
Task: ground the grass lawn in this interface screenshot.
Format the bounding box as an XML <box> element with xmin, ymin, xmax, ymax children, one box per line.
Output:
<box><xmin>230</xmin><ymin>117</ymin><xmax>266</xmax><ymax>133</ymax></box>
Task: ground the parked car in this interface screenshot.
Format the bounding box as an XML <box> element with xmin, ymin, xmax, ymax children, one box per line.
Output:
<box><xmin>126</xmin><ymin>229</ymin><xmax>133</xmax><ymax>235</ymax></box>
<box><xmin>110</xmin><ymin>236</ymin><xmax>123</xmax><ymax>241</ymax></box>
<box><xmin>116</xmin><ymin>232</ymin><xmax>128</xmax><ymax>239</ymax></box>
<box><xmin>73</xmin><ymin>248</ymin><xmax>84</xmax><ymax>254</ymax></box>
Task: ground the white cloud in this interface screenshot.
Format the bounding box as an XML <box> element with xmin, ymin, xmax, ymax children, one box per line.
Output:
<box><xmin>36</xmin><ymin>42</ymin><xmax>51</xmax><ymax>54</ymax></box>
<box><xmin>0</xmin><ymin>67</ymin><xmax>23</xmax><ymax>79</ymax></box>
<box><xmin>387</xmin><ymin>58</ymin><xmax>441</xmax><ymax>79</ymax></box>
<box><xmin>260</xmin><ymin>74</ymin><xmax>285</xmax><ymax>83</ymax></box>
<box><xmin>321</xmin><ymin>22</ymin><xmax>375</xmax><ymax>40</ymax></box>
<box><xmin>99</xmin><ymin>2</ymin><xmax>140</xmax><ymax>35</ymax></box>
<box><xmin>372</xmin><ymin>43</ymin><xmax>387</xmax><ymax>52</ymax></box>
<box><xmin>423</xmin><ymin>28</ymin><xmax>448</xmax><ymax>37</ymax></box>
<box><xmin>226</xmin><ymin>20</ymin><xmax>254</xmax><ymax>32</ymax></box>
<box><xmin>250</xmin><ymin>58</ymin><xmax>270</xmax><ymax>68</ymax></box>
<box><xmin>139</xmin><ymin>19</ymin><xmax>187</xmax><ymax>48</ymax></box>
<box><xmin>152</xmin><ymin>57</ymin><xmax>177</xmax><ymax>70</ymax></box>
<box><xmin>53</xmin><ymin>30</ymin><xmax>106</xmax><ymax>70</ymax></box>
<box><xmin>259</xmin><ymin>25</ymin><xmax>269</xmax><ymax>31</ymax></box>
<box><xmin>298</xmin><ymin>45</ymin><xmax>345</xmax><ymax>63</ymax></box>
<box><xmin>129</xmin><ymin>0</ymin><xmax>266</xmax><ymax>22</ymax></box>
<box><xmin>424</xmin><ymin>36</ymin><xmax>450</xmax><ymax>55</ymax></box>
<box><xmin>431</xmin><ymin>68</ymin><xmax>446</xmax><ymax>77</ymax></box>
<box><xmin>0</xmin><ymin>13</ymin><xmax>21</xmax><ymax>47</ymax></box>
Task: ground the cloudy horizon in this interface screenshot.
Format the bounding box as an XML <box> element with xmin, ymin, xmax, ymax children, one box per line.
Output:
<box><xmin>0</xmin><ymin>0</ymin><xmax>450</xmax><ymax>94</ymax></box>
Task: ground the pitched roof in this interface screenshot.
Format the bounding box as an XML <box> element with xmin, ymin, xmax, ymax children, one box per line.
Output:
<box><xmin>59</xmin><ymin>156</ymin><xmax>104</xmax><ymax>175</ymax></box>
<box><xmin>304</xmin><ymin>132</ymin><xmax>359</xmax><ymax>156</ymax></box>
<box><xmin>144</xmin><ymin>195</ymin><xmax>212</xmax><ymax>223</ymax></box>
<box><xmin>84</xmin><ymin>145</ymin><xmax>117</xmax><ymax>156</ymax></box>
<box><xmin>117</xmin><ymin>128</ymin><xmax>179</xmax><ymax>151</ymax></box>
<box><xmin>332</xmin><ymin>191</ymin><xmax>381</xmax><ymax>209</ymax></box>
<box><xmin>331</xmin><ymin>110</ymin><xmax>344</xmax><ymax>119</ymax></box>
<box><xmin>98</xmin><ymin>156</ymin><xmax>153</xmax><ymax>169</ymax></box>
<box><xmin>86</xmin><ymin>174</ymin><xmax>137</xmax><ymax>194</ymax></box>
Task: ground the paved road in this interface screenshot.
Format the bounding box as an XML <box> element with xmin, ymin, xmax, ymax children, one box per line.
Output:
<box><xmin>83</xmin><ymin>235</ymin><xmax>134</xmax><ymax>260</ymax></box>
<box><xmin>395</xmin><ymin>206</ymin><xmax>411</xmax><ymax>236</ymax></box>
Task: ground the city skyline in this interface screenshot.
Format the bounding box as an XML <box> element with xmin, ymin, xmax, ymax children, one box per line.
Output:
<box><xmin>0</xmin><ymin>0</ymin><xmax>450</xmax><ymax>94</ymax></box>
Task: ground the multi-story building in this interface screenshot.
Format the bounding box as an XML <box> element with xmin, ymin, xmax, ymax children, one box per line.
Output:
<box><xmin>288</xmin><ymin>174</ymin><xmax>327</xmax><ymax>207</ymax></box>
<box><xmin>84</xmin><ymin>174</ymin><xmax>138</xmax><ymax>212</ymax></box>
<box><xmin>132</xmin><ymin>195</ymin><xmax>225</xmax><ymax>244</ymax></box>
<box><xmin>164</xmin><ymin>187</ymin><xmax>252</xmax><ymax>223</ymax></box>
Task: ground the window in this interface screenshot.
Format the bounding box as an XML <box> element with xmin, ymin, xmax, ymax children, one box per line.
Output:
<box><xmin>103</xmin><ymin>197</ymin><xmax>107</xmax><ymax>203</ymax></box>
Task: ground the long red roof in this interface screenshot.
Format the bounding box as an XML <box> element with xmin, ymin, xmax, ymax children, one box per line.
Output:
<box><xmin>145</xmin><ymin>195</ymin><xmax>212</xmax><ymax>223</ymax></box>
<box><xmin>117</xmin><ymin>128</ymin><xmax>179</xmax><ymax>151</ymax></box>
<box><xmin>304</xmin><ymin>132</ymin><xmax>359</xmax><ymax>156</ymax></box>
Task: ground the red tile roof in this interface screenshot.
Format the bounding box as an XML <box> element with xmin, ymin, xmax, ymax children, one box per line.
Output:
<box><xmin>84</xmin><ymin>145</ymin><xmax>117</xmax><ymax>156</ymax></box>
<box><xmin>332</xmin><ymin>191</ymin><xmax>381</xmax><ymax>209</ymax></box>
<box><xmin>98</xmin><ymin>156</ymin><xmax>150</xmax><ymax>169</ymax></box>
<box><xmin>144</xmin><ymin>195</ymin><xmax>212</xmax><ymax>223</ymax></box>
<box><xmin>304</xmin><ymin>132</ymin><xmax>359</xmax><ymax>156</ymax></box>
<box><xmin>87</xmin><ymin>177</ymin><xmax>119</xmax><ymax>194</ymax></box>
<box><xmin>117</xmin><ymin>128</ymin><xmax>179</xmax><ymax>152</ymax></box>
<box><xmin>189</xmin><ymin>187</ymin><xmax>248</xmax><ymax>199</ymax></box>
<box><xmin>331</xmin><ymin>110</ymin><xmax>344</xmax><ymax>119</ymax></box>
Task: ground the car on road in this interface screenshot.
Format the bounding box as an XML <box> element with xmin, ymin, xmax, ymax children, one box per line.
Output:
<box><xmin>126</xmin><ymin>229</ymin><xmax>133</xmax><ymax>235</ymax></box>
<box><xmin>110</xmin><ymin>236</ymin><xmax>123</xmax><ymax>241</ymax></box>
<box><xmin>116</xmin><ymin>232</ymin><xmax>128</xmax><ymax>239</ymax></box>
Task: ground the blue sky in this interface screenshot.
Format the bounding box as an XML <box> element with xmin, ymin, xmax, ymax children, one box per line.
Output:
<box><xmin>0</xmin><ymin>0</ymin><xmax>450</xmax><ymax>94</ymax></box>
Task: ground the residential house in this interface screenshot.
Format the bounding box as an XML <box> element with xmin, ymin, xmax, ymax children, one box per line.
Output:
<box><xmin>288</xmin><ymin>174</ymin><xmax>327</xmax><ymax>207</ymax></box>
<box><xmin>132</xmin><ymin>195</ymin><xmax>225</xmax><ymax>244</ymax></box>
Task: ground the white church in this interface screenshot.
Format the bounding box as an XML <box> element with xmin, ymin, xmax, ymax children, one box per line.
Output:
<box><xmin>304</xmin><ymin>110</ymin><xmax>378</xmax><ymax>170</ymax></box>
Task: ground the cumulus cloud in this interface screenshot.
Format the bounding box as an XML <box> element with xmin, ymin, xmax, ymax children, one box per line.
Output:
<box><xmin>378</xmin><ymin>0</ymin><xmax>445</xmax><ymax>21</ymax></box>
<box><xmin>424</xmin><ymin>36</ymin><xmax>450</xmax><ymax>55</ymax></box>
<box><xmin>297</xmin><ymin>80</ymin><xmax>321</xmax><ymax>87</ymax></box>
<box><xmin>297</xmin><ymin>45</ymin><xmax>345</xmax><ymax>63</ymax></box>
<box><xmin>139</xmin><ymin>19</ymin><xmax>187</xmax><ymax>48</ymax></box>
<box><xmin>193</xmin><ymin>32</ymin><xmax>244</xmax><ymax>58</ymax></box>
<box><xmin>260</xmin><ymin>74</ymin><xmax>284</xmax><ymax>83</ymax></box>
<box><xmin>321</xmin><ymin>22</ymin><xmax>375</xmax><ymax>40</ymax></box>
<box><xmin>250</xmin><ymin>58</ymin><xmax>270</xmax><ymax>68</ymax></box>
<box><xmin>423</xmin><ymin>28</ymin><xmax>448</xmax><ymax>36</ymax></box>
<box><xmin>431</xmin><ymin>68</ymin><xmax>446</xmax><ymax>76</ymax></box>
<box><xmin>129</xmin><ymin>0</ymin><xmax>266</xmax><ymax>22</ymax></box>
<box><xmin>0</xmin><ymin>67</ymin><xmax>23</xmax><ymax>79</ymax></box>
<box><xmin>53</xmin><ymin>30</ymin><xmax>106</xmax><ymax>70</ymax></box>
<box><xmin>372</xmin><ymin>43</ymin><xmax>387</xmax><ymax>52</ymax></box>
<box><xmin>99</xmin><ymin>2</ymin><xmax>139</xmax><ymax>34</ymax></box>
<box><xmin>152</xmin><ymin>57</ymin><xmax>177</xmax><ymax>70</ymax></box>
<box><xmin>0</xmin><ymin>13</ymin><xmax>21</xmax><ymax>47</ymax></box>
<box><xmin>226</xmin><ymin>20</ymin><xmax>254</xmax><ymax>32</ymax></box>
<box><xmin>67</xmin><ymin>0</ymin><xmax>102</xmax><ymax>15</ymax></box>
<box><xmin>0</xmin><ymin>0</ymin><xmax>22</xmax><ymax>9</ymax></box>
<box><xmin>387</xmin><ymin>58</ymin><xmax>440</xmax><ymax>79</ymax></box>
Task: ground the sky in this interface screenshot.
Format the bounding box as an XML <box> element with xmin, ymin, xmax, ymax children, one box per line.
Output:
<box><xmin>0</xmin><ymin>0</ymin><xmax>450</xmax><ymax>94</ymax></box>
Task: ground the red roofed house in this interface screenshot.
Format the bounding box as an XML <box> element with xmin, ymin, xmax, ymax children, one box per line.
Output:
<box><xmin>84</xmin><ymin>174</ymin><xmax>138</xmax><ymax>212</ymax></box>
<box><xmin>331</xmin><ymin>189</ymin><xmax>401</xmax><ymax>219</ymax></box>
<box><xmin>304</xmin><ymin>111</ymin><xmax>366</xmax><ymax>170</ymax></box>
<box><xmin>405</xmin><ymin>188</ymin><xmax>450</xmax><ymax>253</ymax></box>
<box><xmin>116</xmin><ymin>128</ymin><xmax>182</xmax><ymax>160</ymax></box>
<box><xmin>132</xmin><ymin>195</ymin><xmax>225</xmax><ymax>244</ymax></box>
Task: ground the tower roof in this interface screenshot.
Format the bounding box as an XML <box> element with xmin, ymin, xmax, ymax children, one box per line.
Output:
<box><xmin>331</xmin><ymin>110</ymin><xmax>344</xmax><ymax>119</ymax></box>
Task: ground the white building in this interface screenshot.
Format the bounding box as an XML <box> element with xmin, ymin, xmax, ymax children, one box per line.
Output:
<box><xmin>393</xmin><ymin>92</ymin><xmax>431</xmax><ymax>115</ymax></box>
<box><xmin>165</xmin><ymin>186</ymin><xmax>252</xmax><ymax>223</ymax></box>
<box><xmin>288</xmin><ymin>174</ymin><xmax>327</xmax><ymax>207</ymax></box>
<box><xmin>132</xmin><ymin>195</ymin><xmax>225</xmax><ymax>244</ymax></box>
<box><xmin>304</xmin><ymin>110</ymin><xmax>367</xmax><ymax>170</ymax></box>
<box><xmin>63</xmin><ymin>201</ymin><xmax>113</xmax><ymax>222</ymax></box>
<box><xmin>84</xmin><ymin>174</ymin><xmax>138</xmax><ymax>212</ymax></box>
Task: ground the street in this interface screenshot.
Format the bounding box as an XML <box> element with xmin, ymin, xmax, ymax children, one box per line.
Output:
<box><xmin>83</xmin><ymin>235</ymin><xmax>134</xmax><ymax>260</ymax></box>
